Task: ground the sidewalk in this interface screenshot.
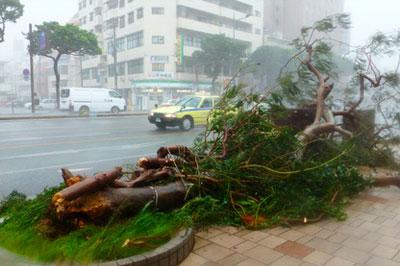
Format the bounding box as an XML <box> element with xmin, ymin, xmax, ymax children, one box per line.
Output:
<box><xmin>182</xmin><ymin>186</ymin><xmax>400</xmax><ymax>266</ymax></box>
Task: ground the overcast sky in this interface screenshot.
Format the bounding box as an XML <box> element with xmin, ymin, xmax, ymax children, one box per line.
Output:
<box><xmin>0</xmin><ymin>0</ymin><xmax>399</xmax><ymax>61</ymax></box>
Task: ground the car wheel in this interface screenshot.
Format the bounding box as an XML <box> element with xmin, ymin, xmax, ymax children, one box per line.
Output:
<box><xmin>79</xmin><ymin>106</ymin><xmax>90</xmax><ymax>116</ymax></box>
<box><xmin>111</xmin><ymin>106</ymin><xmax>120</xmax><ymax>114</ymax></box>
<box><xmin>155</xmin><ymin>123</ymin><xmax>166</xmax><ymax>130</ymax></box>
<box><xmin>180</xmin><ymin>116</ymin><xmax>194</xmax><ymax>131</ymax></box>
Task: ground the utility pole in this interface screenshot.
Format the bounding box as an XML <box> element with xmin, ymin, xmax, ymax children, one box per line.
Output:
<box><xmin>113</xmin><ymin>22</ymin><xmax>118</xmax><ymax>90</ymax></box>
<box><xmin>79</xmin><ymin>56</ymin><xmax>83</xmax><ymax>87</ymax></box>
<box><xmin>28</xmin><ymin>23</ymin><xmax>35</xmax><ymax>113</ymax></box>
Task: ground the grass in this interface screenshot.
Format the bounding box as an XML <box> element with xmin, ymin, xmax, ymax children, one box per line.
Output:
<box><xmin>0</xmin><ymin>187</ymin><xmax>185</xmax><ymax>264</ymax></box>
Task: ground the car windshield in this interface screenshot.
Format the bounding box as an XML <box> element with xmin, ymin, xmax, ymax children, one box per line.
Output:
<box><xmin>174</xmin><ymin>96</ymin><xmax>192</xmax><ymax>106</ymax></box>
<box><xmin>61</xmin><ymin>89</ymin><xmax>70</xmax><ymax>98</ymax></box>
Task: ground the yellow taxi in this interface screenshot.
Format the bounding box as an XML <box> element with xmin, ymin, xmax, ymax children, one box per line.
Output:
<box><xmin>148</xmin><ymin>95</ymin><xmax>220</xmax><ymax>130</ymax></box>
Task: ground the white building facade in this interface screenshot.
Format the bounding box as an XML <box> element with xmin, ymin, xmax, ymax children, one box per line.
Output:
<box><xmin>77</xmin><ymin>0</ymin><xmax>264</xmax><ymax>110</ymax></box>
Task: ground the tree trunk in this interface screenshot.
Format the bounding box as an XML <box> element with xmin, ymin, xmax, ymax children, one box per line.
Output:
<box><xmin>54</xmin><ymin>167</ymin><xmax>123</xmax><ymax>201</ymax></box>
<box><xmin>53</xmin><ymin>181</ymin><xmax>189</xmax><ymax>222</ymax></box>
<box><xmin>53</xmin><ymin>54</ymin><xmax>62</xmax><ymax>109</ymax></box>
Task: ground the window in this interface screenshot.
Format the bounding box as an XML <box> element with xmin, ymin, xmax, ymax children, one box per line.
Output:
<box><xmin>82</xmin><ymin>69</ymin><xmax>90</xmax><ymax>80</ymax></box>
<box><xmin>106</xmin><ymin>17</ymin><xmax>118</xmax><ymax>29</ymax></box>
<box><xmin>82</xmin><ymin>0</ymin><xmax>86</xmax><ymax>8</ymax></box>
<box><xmin>79</xmin><ymin>2</ymin><xmax>82</xmax><ymax>10</ymax></box>
<box><xmin>83</xmin><ymin>16</ymin><xmax>87</xmax><ymax>24</ymax></box>
<box><xmin>152</xmin><ymin>63</ymin><xmax>165</xmax><ymax>72</ymax></box>
<box><xmin>109</xmin><ymin>91</ymin><xmax>122</xmax><ymax>98</ymax></box>
<box><xmin>128</xmin><ymin>0</ymin><xmax>133</xmax><ymax>2</ymax></box>
<box><xmin>128</xmin><ymin>11</ymin><xmax>134</xmax><ymax>23</ymax></box>
<box><xmin>119</xmin><ymin>16</ymin><xmax>125</xmax><ymax>28</ymax></box>
<box><xmin>61</xmin><ymin>89</ymin><xmax>70</xmax><ymax>98</ymax></box>
<box><xmin>152</xmin><ymin>7</ymin><xmax>164</xmax><ymax>15</ymax></box>
<box><xmin>194</xmin><ymin>37</ymin><xmax>202</xmax><ymax>48</ymax></box>
<box><xmin>127</xmin><ymin>31</ymin><xmax>143</xmax><ymax>49</ymax></box>
<box><xmin>255</xmin><ymin>10</ymin><xmax>261</xmax><ymax>17</ymax></box>
<box><xmin>89</xmin><ymin>0</ymin><xmax>92</xmax><ymax>4</ymax></box>
<box><xmin>90</xmin><ymin>12</ymin><xmax>94</xmax><ymax>21</ymax></box>
<box><xmin>255</xmin><ymin>28</ymin><xmax>261</xmax><ymax>35</ymax></box>
<box><xmin>107</xmin><ymin>40</ymin><xmax>114</xmax><ymax>54</ymax></box>
<box><xmin>201</xmin><ymin>98</ymin><xmax>212</xmax><ymax>108</ymax></box>
<box><xmin>152</xmin><ymin>35</ymin><xmax>165</xmax><ymax>44</ymax></box>
<box><xmin>117</xmin><ymin>62</ymin><xmax>125</xmax><ymax>76</ymax></box>
<box><xmin>91</xmin><ymin>68</ymin><xmax>99</xmax><ymax>80</ymax></box>
<box><xmin>95</xmin><ymin>7</ymin><xmax>102</xmax><ymax>15</ymax></box>
<box><xmin>137</xmin><ymin>8</ymin><xmax>143</xmax><ymax>19</ymax></box>
<box><xmin>184</xmin><ymin>35</ymin><xmax>193</xmax><ymax>46</ymax></box>
<box><xmin>119</xmin><ymin>0</ymin><xmax>125</xmax><ymax>8</ymax></box>
<box><xmin>108</xmin><ymin>65</ymin><xmax>115</xmax><ymax>77</ymax></box>
<box><xmin>107</xmin><ymin>0</ymin><xmax>118</xmax><ymax>9</ymax></box>
<box><xmin>115</xmin><ymin>37</ymin><xmax>125</xmax><ymax>52</ymax></box>
<box><xmin>185</xmin><ymin>97</ymin><xmax>201</xmax><ymax>108</ymax></box>
<box><xmin>127</xmin><ymin>58</ymin><xmax>144</xmax><ymax>74</ymax></box>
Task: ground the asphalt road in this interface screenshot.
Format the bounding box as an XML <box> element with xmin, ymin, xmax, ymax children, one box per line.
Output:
<box><xmin>0</xmin><ymin>116</ymin><xmax>202</xmax><ymax>198</ymax></box>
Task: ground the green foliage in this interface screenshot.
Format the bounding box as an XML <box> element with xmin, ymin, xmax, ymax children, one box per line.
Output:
<box><xmin>0</xmin><ymin>0</ymin><xmax>23</xmax><ymax>43</ymax></box>
<box><xmin>191</xmin><ymin>34</ymin><xmax>248</xmax><ymax>93</ymax></box>
<box><xmin>0</xmin><ymin>186</ymin><xmax>184</xmax><ymax>263</ymax></box>
<box><xmin>30</xmin><ymin>22</ymin><xmax>101</xmax><ymax>57</ymax></box>
<box><xmin>188</xmin><ymin>86</ymin><xmax>369</xmax><ymax>227</ymax></box>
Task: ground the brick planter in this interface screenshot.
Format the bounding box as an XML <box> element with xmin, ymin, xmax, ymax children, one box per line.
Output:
<box><xmin>0</xmin><ymin>228</ymin><xmax>194</xmax><ymax>266</ymax></box>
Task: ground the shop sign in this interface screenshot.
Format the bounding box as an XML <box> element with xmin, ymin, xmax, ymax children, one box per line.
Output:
<box><xmin>150</xmin><ymin>56</ymin><xmax>169</xmax><ymax>63</ymax></box>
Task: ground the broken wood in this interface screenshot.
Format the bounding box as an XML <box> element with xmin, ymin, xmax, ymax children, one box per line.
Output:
<box><xmin>157</xmin><ymin>146</ymin><xmax>195</xmax><ymax>161</ymax></box>
<box><xmin>52</xmin><ymin>181</ymin><xmax>189</xmax><ymax>222</ymax></box>
<box><xmin>54</xmin><ymin>167</ymin><xmax>123</xmax><ymax>202</ymax></box>
<box><xmin>373</xmin><ymin>177</ymin><xmax>400</xmax><ymax>188</ymax></box>
<box><xmin>113</xmin><ymin>168</ymin><xmax>174</xmax><ymax>188</ymax></box>
<box><xmin>137</xmin><ymin>157</ymin><xmax>181</xmax><ymax>169</ymax></box>
<box><xmin>61</xmin><ymin>168</ymin><xmax>84</xmax><ymax>187</ymax></box>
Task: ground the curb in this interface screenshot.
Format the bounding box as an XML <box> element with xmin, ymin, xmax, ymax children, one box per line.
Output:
<box><xmin>0</xmin><ymin>112</ymin><xmax>148</xmax><ymax>121</ymax></box>
<box><xmin>0</xmin><ymin>228</ymin><xmax>194</xmax><ymax>266</ymax></box>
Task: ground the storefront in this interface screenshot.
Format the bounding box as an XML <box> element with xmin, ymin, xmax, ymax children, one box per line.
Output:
<box><xmin>131</xmin><ymin>79</ymin><xmax>212</xmax><ymax>111</ymax></box>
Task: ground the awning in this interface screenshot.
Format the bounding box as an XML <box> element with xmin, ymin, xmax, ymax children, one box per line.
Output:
<box><xmin>132</xmin><ymin>79</ymin><xmax>212</xmax><ymax>89</ymax></box>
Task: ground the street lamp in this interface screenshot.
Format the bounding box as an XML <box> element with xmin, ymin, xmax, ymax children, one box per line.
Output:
<box><xmin>233</xmin><ymin>13</ymin><xmax>251</xmax><ymax>40</ymax></box>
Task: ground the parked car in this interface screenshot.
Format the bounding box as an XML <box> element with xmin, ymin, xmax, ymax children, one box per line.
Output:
<box><xmin>38</xmin><ymin>99</ymin><xmax>57</xmax><ymax>110</ymax></box>
<box><xmin>60</xmin><ymin>87</ymin><xmax>126</xmax><ymax>114</ymax></box>
<box><xmin>148</xmin><ymin>95</ymin><xmax>219</xmax><ymax>130</ymax></box>
<box><xmin>24</xmin><ymin>99</ymin><xmax>40</xmax><ymax>109</ymax></box>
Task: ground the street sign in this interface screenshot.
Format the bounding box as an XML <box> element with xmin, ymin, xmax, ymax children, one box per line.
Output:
<box><xmin>38</xmin><ymin>31</ymin><xmax>47</xmax><ymax>50</ymax></box>
<box><xmin>23</xmin><ymin>69</ymin><xmax>30</xmax><ymax>81</ymax></box>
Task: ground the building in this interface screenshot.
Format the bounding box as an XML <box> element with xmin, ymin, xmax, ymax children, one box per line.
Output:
<box><xmin>77</xmin><ymin>0</ymin><xmax>264</xmax><ymax>110</ymax></box>
<box><xmin>263</xmin><ymin>0</ymin><xmax>350</xmax><ymax>54</ymax></box>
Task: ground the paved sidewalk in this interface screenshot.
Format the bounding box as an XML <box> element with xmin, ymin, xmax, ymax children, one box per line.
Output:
<box><xmin>182</xmin><ymin>186</ymin><xmax>400</xmax><ymax>266</ymax></box>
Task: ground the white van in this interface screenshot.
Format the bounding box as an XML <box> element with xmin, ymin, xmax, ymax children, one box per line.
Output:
<box><xmin>60</xmin><ymin>87</ymin><xmax>126</xmax><ymax>113</ymax></box>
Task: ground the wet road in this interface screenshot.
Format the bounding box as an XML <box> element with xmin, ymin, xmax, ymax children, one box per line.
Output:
<box><xmin>0</xmin><ymin>116</ymin><xmax>202</xmax><ymax>198</ymax></box>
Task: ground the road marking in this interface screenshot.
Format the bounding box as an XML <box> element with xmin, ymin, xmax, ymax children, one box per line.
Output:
<box><xmin>0</xmin><ymin>154</ymin><xmax>149</xmax><ymax>176</ymax></box>
<box><xmin>57</xmin><ymin>168</ymin><xmax>92</xmax><ymax>173</ymax></box>
<box><xmin>0</xmin><ymin>133</ymin><xmax>111</xmax><ymax>143</ymax></box>
<box><xmin>0</xmin><ymin>141</ymin><xmax>165</xmax><ymax>160</ymax></box>
<box><xmin>0</xmin><ymin>131</ymin><xmax>199</xmax><ymax>150</ymax></box>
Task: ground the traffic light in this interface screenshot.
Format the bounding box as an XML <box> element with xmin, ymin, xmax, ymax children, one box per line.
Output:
<box><xmin>176</xmin><ymin>34</ymin><xmax>184</xmax><ymax>65</ymax></box>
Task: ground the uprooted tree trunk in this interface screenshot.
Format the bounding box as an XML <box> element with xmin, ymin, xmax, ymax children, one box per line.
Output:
<box><xmin>53</xmin><ymin>181</ymin><xmax>189</xmax><ymax>223</ymax></box>
<box><xmin>297</xmin><ymin>45</ymin><xmax>389</xmax><ymax>153</ymax></box>
<box><xmin>51</xmin><ymin>146</ymin><xmax>197</xmax><ymax>224</ymax></box>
